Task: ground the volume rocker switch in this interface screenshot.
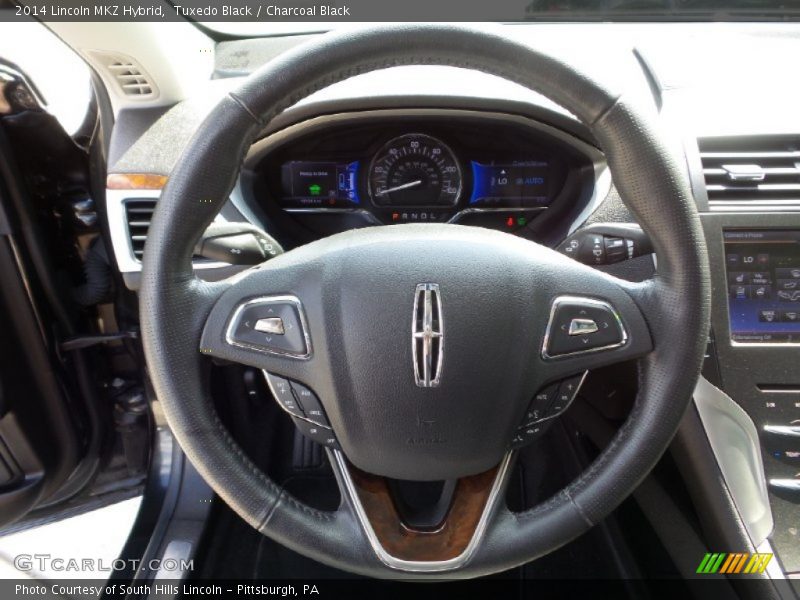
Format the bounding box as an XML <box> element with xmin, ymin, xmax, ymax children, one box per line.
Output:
<box><xmin>291</xmin><ymin>417</ymin><xmax>340</xmax><ymax>450</ymax></box>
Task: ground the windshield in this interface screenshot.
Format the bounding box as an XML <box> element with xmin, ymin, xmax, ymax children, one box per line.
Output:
<box><xmin>198</xmin><ymin>0</ymin><xmax>800</xmax><ymax>37</ymax></box>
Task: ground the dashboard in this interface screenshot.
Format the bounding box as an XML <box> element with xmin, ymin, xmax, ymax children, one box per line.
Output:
<box><xmin>242</xmin><ymin>110</ymin><xmax>603</xmax><ymax>248</ymax></box>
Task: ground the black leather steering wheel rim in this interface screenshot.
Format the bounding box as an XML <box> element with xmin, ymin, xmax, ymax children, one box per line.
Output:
<box><xmin>139</xmin><ymin>24</ymin><xmax>710</xmax><ymax>578</ymax></box>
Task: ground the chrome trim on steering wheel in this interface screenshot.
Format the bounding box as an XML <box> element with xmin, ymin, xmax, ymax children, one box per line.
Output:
<box><xmin>329</xmin><ymin>449</ymin><xmax>515</xmax><ymax>573</ymax></box>
<box><xmin>541</xmin><ymin>295</ymin><xmax>628</xmax><ymax>360</ymax></box>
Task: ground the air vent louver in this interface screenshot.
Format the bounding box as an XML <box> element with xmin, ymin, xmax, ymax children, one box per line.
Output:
<box><xmin>124</xmin><ymin>199</ymin><xmax>156</xmax><ymax>260</ymax></box>
<box><xmin>699</xmin><ymin>137</ymin><xmax>800</xmax><ymax>210</ymax></box>
<box><xmin>87</xmin><ymin>50</ymin><xmax>156</xmax><ymax>98</ymax></box>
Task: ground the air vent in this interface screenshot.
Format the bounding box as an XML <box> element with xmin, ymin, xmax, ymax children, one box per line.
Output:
<box><xmin>87</xmin><ymin>50</ymin><xmax>156</xmax><ymax>98</ymax></box>
<box><xmin>699</xmin><ymin>136</ymin><xmax>800</xmax><ymax>211</ymax></box>
<box><xmin>124</xmin><ymin>199</ymin><xmax>156</xmax><ymax>260</ymax></box>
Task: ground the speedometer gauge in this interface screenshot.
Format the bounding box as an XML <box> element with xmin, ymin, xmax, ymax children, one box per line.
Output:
<box><xmin>368</xmin><ymin>134</ymin><xmax>462</xmax><ymax>207</ymax></box>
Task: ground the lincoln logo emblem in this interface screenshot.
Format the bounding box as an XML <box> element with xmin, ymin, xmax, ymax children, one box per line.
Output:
<box><xmin>412</xmin><ymin>283</ymin><xmax>444</xmax><ymax>387</ymax></box>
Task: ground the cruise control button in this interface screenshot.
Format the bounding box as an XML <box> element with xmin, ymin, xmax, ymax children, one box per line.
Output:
<box><xmin>545</xmin><ymin>298</ymin><xmax>625</xmax><ymax>357</ymax></box>
<box><xmin>523</xmin><ymin>383</ymin><xmax>558</xmax><ymax>426</ymax></box>
<box><xmin>763</xmin><ymin>424</ymin><xmax>800</xmax><ymax>438</ymax></box>
<box><xmin>228</xmin><ymin>298</ymin><xmax>309</xmax><ymax>357</ymax></box>
<box><xmin>291</xmin><ymin>417</ymin><xmax>339</xmax><ymax>449</ymax></box>
<box><xmin>549</xmin><ymin>373</ymin><xmax>585</xmax><ymax>414</ymax></box>
<box><xmin>264</xmin><ymin>373</ymin><xmax>304</xmax><ymax>417</ymax></box>
<box><xmin>289</xmin><ymin>381</ymin><xmax>330</xmax><ymax>427</ymax></box>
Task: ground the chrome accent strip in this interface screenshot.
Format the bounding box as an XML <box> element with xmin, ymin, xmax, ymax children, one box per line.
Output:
<box><xmin>225</xmin><ymin>295</ymin><xmax>312</xmax><ymax>360</ymax></box>
<box><xmin>412</xmin><ymin>283</ymin><xmax>444</xmax><ymax>387</ymax></box>
<box><xmin>703</xmin><ymin>151</ymin><xmax>800</xmax><ymax>160</ymax></box>
<box><xmin>763</xmin><ymin>424</ymin><xmax>800</xmax><ymax>437</ymax></box>
<box><xmin>283</xmin><ymin>207</ymin><xmax>363</xmax><ymax>214</ymax></box>
<box><xmin>709</xmin><ymin>200</ymin><xmax>800</xmax><ymax>213</ymax></box>
<box><xmin>692</xmin><ymin>376</ymin><xmax>774</xmax><ymax>545</ymax></box>
<box><xmin>769</xmin><ymin>479</ymin><xmax>800</xmax><ymax>491</ymax></box>
<box><xmin>331</xmin><ymin>449</ymin><xmax>514</xmax><ymax>573</ymax></box>
<box><xmin>541</xmin><ymin>296</ymin><xmax>628</xmax><ymax>360</ymax></box>
<box><xmin>731</xmin><ymin>339</ymin><xmax>800</xmax><ymax>348</ymax></box>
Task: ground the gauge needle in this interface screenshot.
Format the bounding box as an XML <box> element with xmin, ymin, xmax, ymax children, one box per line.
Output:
<box><xmin>375</xmin><ymin>180</ymin><xmax>422</xmax><ymax>196</ymax></box>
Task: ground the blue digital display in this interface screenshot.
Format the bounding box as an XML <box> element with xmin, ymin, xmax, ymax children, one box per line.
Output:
<box><xmin>281</xmin><ymin>161</ymin><xmax>360</xmax><ymax>207</ymax></box>
<box><xmin>469</xmin><ymin>160</ymin><xmax>551</xmax><ymax>207</ymax></box>
<box><xmin>725</xmin><ymin>230</ymin><xmax>800</xmax><ymax>343</ymax></box>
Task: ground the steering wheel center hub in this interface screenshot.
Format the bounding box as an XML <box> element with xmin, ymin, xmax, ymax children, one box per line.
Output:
<box><xmin>317</xmin><ymin>225</ymin><xmax>544</xmax><ymax>479</ymax></box>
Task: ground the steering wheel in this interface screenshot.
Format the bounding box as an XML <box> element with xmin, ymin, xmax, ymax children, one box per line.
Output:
<box><xmin>139</xmin><ymin>24</ymin><xmax>710</xmax><ymax>578</ymax></box>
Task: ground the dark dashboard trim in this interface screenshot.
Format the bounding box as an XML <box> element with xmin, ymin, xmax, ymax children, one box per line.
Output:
<box><xmin>282</xmin><ymin>204</ymin><xmax>549</xmax><ymax>225</ymax></box>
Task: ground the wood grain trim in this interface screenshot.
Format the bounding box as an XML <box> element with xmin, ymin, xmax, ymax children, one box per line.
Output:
<box><xmin>106</xmin><ymin>173</ymin><xmax>168</xmax><ymax>190</ymax></box>
<box><xmin>348</xmin><ymin>464</ymin><xmax>499</xmax><ymax>562</ymax></box>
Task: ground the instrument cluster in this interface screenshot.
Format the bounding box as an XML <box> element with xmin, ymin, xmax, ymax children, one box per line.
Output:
<box><xmin>250</xmin><ymin>113</ymin><xmax>597</xmax><ymax>241</ymax></box>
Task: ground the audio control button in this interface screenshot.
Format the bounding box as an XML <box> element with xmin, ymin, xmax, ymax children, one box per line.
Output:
<box><xmin>292</xmin><ymin>417</ymin><xmax>339</xmax><ymax>450</ymax></box>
